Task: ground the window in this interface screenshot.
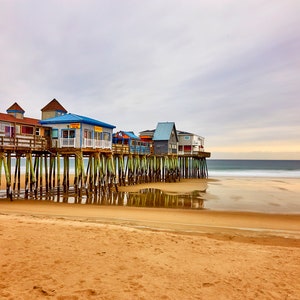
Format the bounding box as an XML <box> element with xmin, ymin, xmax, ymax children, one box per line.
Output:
<box><xmin>5</xmin><ymin>126</ymin><xmax>11</xmax><ymax>137</ymax></box>
<box><xmin>44</xmin><ymin>129</ymin><xmax>51</xmax><ymax>137</ymax></box>
<box><xmin>62</xmin><ymin>129</ymin><xmax>75</xmax><ymax>138</ymax></box>
<box><xmin>69</xmin><ymin>130</ymin><xmax>75</xmax><ymax>138</ymax></box>
<box><xmin>84</xmin><ymin>129</ymin><xmax>92</xmax><ymax>139</ymax></box>
<box><xmin>21</xmin><ymin>126</ymin><xmax>34</xmax><ymax>135</ymax></box>
<box><xmin>94</xmin><ymin>132</ymin><xmax>101</xmax><ymax>140</ymax></box>
<box><xmin>0</xmin><ymin>122</ymin><xmax>6</xmax><ymax>132</ymax></box>
<box><xmin>16</xmin><ymin>125</ymin><xmax>21</xmax><ymax>134</ymax></box>
<box><xmin>184</xmin><ymin>136</ymin><xmax>190</xmax><ymax>140</ymax></box>
<box><xmin>52</xmin><ymin>129</ymin><xmax>59</xmax><ymax>139</ymax></box>
<box><xmin>102</xmin><ymin>132</ymin><xmax>110</xmax><ymax>141</ymax></box>
<box><xmin>35</xmin><ymin>128</ymin><xmax>40</xmax><ymax>136</ymax></box>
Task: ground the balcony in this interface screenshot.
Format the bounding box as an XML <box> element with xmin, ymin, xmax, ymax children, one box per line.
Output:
<box><xmin>0</xmin><ymin>135</ymin><xmax>48</xmax><ymax>151</ymax></box>
<box><xmin>51</xmin><ymin>138</ymin><xmax>112</xmax><ymax>149</ymax></box>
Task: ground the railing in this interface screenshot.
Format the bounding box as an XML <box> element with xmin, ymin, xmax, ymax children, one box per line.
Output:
<box><xmin>83</xmin><ymin>138</ymin><xmax>93</xmax><ymax>148</ymax></box>
<box><xmin>0</xmin><ymin>135</ymin><xmax>48</xmax><ymax>150</ymax></box>
<box><xmin>178</xmin><ymin>147</ymin><xmax>205</xmax><ymax>155</ymax></box>
<box><xmin>51</xmin><ymin>138</ymin><xmax>112</xmax><ymax>149</ymax></box>
<box><xmin>129</xmin><ymin>145</ymin><xmax>151</xmax><ymax>154</ymax></box>
<box><xmin>60</xmin><ymin>138</ymin><xmax>76</xmax><ymax>147</ymax></box>
<box><xmin>112</xmin><ymin>144</ymin><xmax>130</xmax><ymax>154</ymax></box>
<box><xmin>112</xmin><ymin>143</ymin><xmax>151</xmax><ymax>155</ymax></box>
<box><xmin>94</xmin><ymin>140</ymin><xmax>112</xmax><ymax>149</ymax></box>
<box><xmin>178</xmin><ymin>150</ymin><xmax>210</xmax><ymax>158</ymax></box>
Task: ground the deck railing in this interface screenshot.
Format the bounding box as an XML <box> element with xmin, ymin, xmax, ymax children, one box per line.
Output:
<box><xmin>112</xmin><ymin>144</ymin><xmax>151</xmax><ymax>155</ymax></box>
<box><xmin>0</xmin><ymin>135</ymin><xmax>48</xmax><ymax>150</ymax></box>
<box><xmin>51</xmin><ymin>138</ymin><xmax>112</xmax><ymax>149</ymax></box>
<box><xmin>94</xmin><ymin>139</ymin><xmax>111</xmax><ymax>149</ymax></box>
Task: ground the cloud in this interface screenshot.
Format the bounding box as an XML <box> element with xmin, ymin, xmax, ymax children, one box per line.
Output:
<box><xmin>0</xmin><ymin>0</ymin><xmax>300</xmax><ymax>158</ymax></box>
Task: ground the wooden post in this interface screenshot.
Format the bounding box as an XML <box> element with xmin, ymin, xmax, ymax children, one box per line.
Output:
<box><xmin>74</xmin><ymin>153</ymin><xmax>79</xmax><ymax>203</ymax></box>
<box><xmin>2</xmin><ymin>153</ymin><xmax>12</xmax><ymax>199</ymax></box>
<box><xmin>29</xmin><ymin>153</ymin><xmax>36</xmax><ymax>197</ymax></box>
<box><xmin>17</xmin><ymin>155</ymin><xmax>21</xmax><ymax>194</ymax></box>
<box><xmin>62</xmin><ymin>155</ymin><xmax>69</xmax><ymax>203</ymax></box>
<box><xmin>0</xmin><ymin>153</ymin><xmax>3</xmax><ymax>188</ymax></box>
<box><xmin>25</xmin><ymin>153</ymin><xmax>29</xmax><ymax>199</ymax></box>
<box><xmin>57</xmin><ymin>153</ymin><xmax>61</xmax><ymax>201</ymax></box>
<box><xmin>66</xmin><ymin>155</ymin><xmax>70</xmax><ymax>191</ymax></box>
<box><xmin>49</xmin><ymin>155</ymin><xmax>53</xmax><ymax>190</ymax></box>
<box><xmin>13</xmin><ymin>154</ymin><xmax>21</xmax><ymax>196</ymax></box>
<box><xmin>34</xmin><ymin>154</ymin><xmax>39</xmax><ymax>198</ymax></box>
<box><xmin>93</xmin><ymin>153</ymin><xmax>100</xmax><ymax>203</ymax></box>
<box><xmin>63</xmin><ymin>156</ymin><xmax>67</xmax><ymax>193</ymax></box>
<box><xmin>39</xmin><ymin>154</ymin><xmax>43</xmax><ymax>198</ymax></box>
<box><xmin>6</xmin><ymin>152</ymin><xmax>12</xmax><ymax>199</ymax></box>
<box><xmin>44</xmin><ymin>154</ymin><xmax>49</xmax><ymax>195</ymax></box>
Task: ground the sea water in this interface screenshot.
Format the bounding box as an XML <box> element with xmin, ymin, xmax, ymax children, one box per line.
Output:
<box><xmin>6</xmin><ymin>158</ymin><xmax>300</xmax><ymax>178</ymax></box>
<box><xmin>207</xmin><ymin>159</ymin><xmax>300</xmax><ymax>178</ymax></box>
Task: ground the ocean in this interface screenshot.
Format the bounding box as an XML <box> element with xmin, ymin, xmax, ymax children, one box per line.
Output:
<box><xmin>206</xmin><ymin>159</ymin><xmax>300</xmax><ymax>178</ymax></box>
<box><xmin>4</xmin><ymin>158</ymin><xmax>300</xmax><ymax>179</ymax></box>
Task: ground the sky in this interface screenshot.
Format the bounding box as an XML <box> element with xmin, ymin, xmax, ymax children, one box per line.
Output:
<box><xmin>1</xmin><ymin>0</ymin><xmax>300</xmax><ymax>159</ymax></box>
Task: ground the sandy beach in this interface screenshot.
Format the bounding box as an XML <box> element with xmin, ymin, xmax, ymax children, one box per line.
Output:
<box><xmin>1</xmin><ymin>177</ymin><xmax>300</xmax><ymax>299</ymax></box>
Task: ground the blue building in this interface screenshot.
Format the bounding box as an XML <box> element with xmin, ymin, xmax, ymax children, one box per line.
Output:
<box><xmin>152</xmin><ymin>122</ymin><xmax>178</xmax><ymax>155</ymax></box>
<box><xmin>113</xmin><ymin>131</ymin><xmax>150</xmax><ymax>154</ymax></box>
<box><xmin>40</xmin><ymin>113</ymin><xmax>115</xmax><ymax>150</ymax></box>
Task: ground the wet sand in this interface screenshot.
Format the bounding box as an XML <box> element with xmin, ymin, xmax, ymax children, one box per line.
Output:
<box><xmin>118</xmin><ymin>177</ymin><xmax>300</xmax><ymax>214</ymax></box>
<box><xmin>1</xmin><ymin>177</ymin><xmax>300</xmax><ymax>299</ymax></box>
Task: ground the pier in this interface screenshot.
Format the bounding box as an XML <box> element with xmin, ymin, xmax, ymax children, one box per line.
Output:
<box><xmin>0</xmin><ymin>145</ymin><xmax>210</xmax><ymax>201</ymax></box>
<box><xmin>0</xmin><ymin>100</ymin><xmax>210</xmax><ymax>202</ymax></box>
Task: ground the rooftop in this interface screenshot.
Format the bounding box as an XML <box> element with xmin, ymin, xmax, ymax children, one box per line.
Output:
<box><xmin>41</xmin><ymin>99</ymin><xmax>67</xmax><ymax>113</ymax></box>
<box><xmin>153</xmin><ymin>122</ymin><xmax>177</xmax><ymax>141</ymax></box>
<box><xmin>7</xmin><ymin>102</ymin><xmax>25</xmax><ymax>113</ymax></box>
<box><xmin>40</xmin><ymin>113</ymin><xmax>116</xmax><ymax>129</ymax></box>
<box><xmin>0</xmin><ymin>112</ymin><xmax>40</xmax><ymax>126</ymax></box>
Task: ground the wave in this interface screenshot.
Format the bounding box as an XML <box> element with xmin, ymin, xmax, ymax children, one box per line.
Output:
<box><xmin>208</xmin><ymin>169</ymin><xmax>300</xmax><ymax>178</ymax></box>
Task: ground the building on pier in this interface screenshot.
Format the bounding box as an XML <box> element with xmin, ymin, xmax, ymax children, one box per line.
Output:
<box><xmin>112</xmin><ymin>131</ymin><xmax>151</xmax><ymax>155</ymax></box>
<box><xmin>1</xmin><ymin>100</ymin><xmax>211</xmax><ymax>200</ymax></box>
<box><xmin>177</xmin><ymin>130</ymin><xmax>205</xmax><ymax>155</ymax></box>
<box><xmin>40</xmin><ymin>112</ymin><xmax>115</xmax><ymax>150</ymax></box>
<box><xmin>41</xmin><ymin>98</ymin><xmax>67</xmax><ymax>120</ymax></box>
<box><xmin>139</xmin><ymin>129</ymin><xmax>155</xmax><ymax>143</ymax></box>
<box><xmin>0</xmin><ymin>102</ymin><xmax>50</xmax><ymax>151</ymax></box>
<box><xmin>140</xmin><ymin>122</ymin><xmax>208</xmax><ymax>156</ymax></box>
<box><xmin>152</xmin><ymin>122</ymin><xmax>178</xmax><ymax>155</ymax></box>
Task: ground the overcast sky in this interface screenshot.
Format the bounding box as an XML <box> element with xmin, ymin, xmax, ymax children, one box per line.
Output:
<box><xmin>1</xmin><ymin>0</ymin><xmax>299</xmax><ymax>159</ymax></box>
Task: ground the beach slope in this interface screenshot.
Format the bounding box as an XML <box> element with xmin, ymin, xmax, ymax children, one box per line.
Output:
<box><xmin>1</xmin><ymin>197</ymin><xmax>299</xmax><ymax>300</ymax></box>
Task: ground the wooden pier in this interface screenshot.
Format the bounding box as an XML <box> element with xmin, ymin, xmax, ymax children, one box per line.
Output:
<box><xmin>1</xmin><ymin>100</ymin><xmax>210</xmax><ymax>201</ymax></box>
<box><xmin>0</xmin><ymin>144</ymin><xmax>210</xmax><ymax>201</ymax></box>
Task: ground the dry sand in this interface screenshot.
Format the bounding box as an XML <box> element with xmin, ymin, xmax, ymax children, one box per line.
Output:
<box><xmin>1</xmin><ymin>177</ymin><xmax>300</xmax><ymax>299</ymax></box>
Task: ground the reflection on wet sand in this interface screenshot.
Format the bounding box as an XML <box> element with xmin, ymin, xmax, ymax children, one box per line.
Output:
<box><xmin>62</xmin><ymin>188</ymin><xmax>206</xmax><ymax>209</ymax></box>
<box><xmin>1</xmin><ymin>183</ymin><xmax>206</xmax><ymax>210</ymax></box>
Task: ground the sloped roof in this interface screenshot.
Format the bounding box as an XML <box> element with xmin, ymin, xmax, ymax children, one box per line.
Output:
<box><xmin>123</xmin><ymin>131</ymin><xmax>139</xmax><ymax>139</ymax></box>
<box><xmin>113</xmin><ymin>131</ymin><xmax>139</xmax><ymax>140</ymax></box>
<box><xmin>40</xmin><ymin>113</ymin><xmax>115</xmax><ymax>129</ymax></box>
<box><xmin>153</xmin><ymin>122</ymin><xmax>177</xmax><ymax>141</ymax></box>
<box><xmin>177</xmin><ymin>130</ymin><xmax>204</xmax><ymax>139</ymax></box>
<box><xmin>41</xmin><ymin>99</ymin><xmax>67</xmax><ymax>113</ymax></box>
<box><xmin>139</xmin><ymin>129</ymin><xmax>155</xmax><ymax>135</ymax></box>
<box><xmin>7</xmin><ymin>102</ymin><xmax>25</xmax><ymax>113</ymax></box>
<box><xmin>177</xmin><ymin>130</ymin><xmax>192</xmax><ymax>135</ymax></box>
<box><xmin>139</xmin><ymin>129</ymin><xmax>155</xmax><ymax>133</ymax></box>
<box><xmin>0</xmin><ymin>112</ymin><xmax>40</xmax><ymax>126</ymax></box>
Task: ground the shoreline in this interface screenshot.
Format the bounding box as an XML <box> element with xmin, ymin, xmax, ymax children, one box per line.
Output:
<box><xmin>1</xmin><ymin>176</ymin><xmax>300</xmax><ymax>214</ymax></box>
<box><xmin>1</xmin><ymin>199</ymin><xmax>300</xmax><ymax>240</ymax></box>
